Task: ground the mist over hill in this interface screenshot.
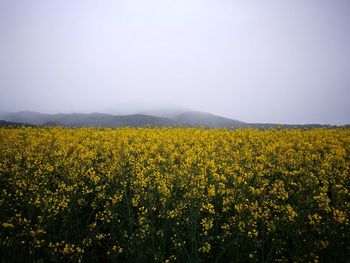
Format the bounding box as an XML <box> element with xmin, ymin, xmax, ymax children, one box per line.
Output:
<box><xmin>104</xmin><ymin>105</ymin><xmax>190</xmax><ymax>119</ymax></box>
<box><xmin>173</xmin><ymin>111</ymin><xmax>244</xmax><ymax>128</ymax></box>
<box><xmin>0</xmin><ymin>110</ymin><xmax>345</xmax><ymax>129</ymax></box>
<box><xmin>0</xmin><ymin>111</ymin><xmax>177</xmax><ymax>128</ymax></box>
<box><xmin>0</xmin><ymin>110</ymin><xmax>247</xmax><ymax>128</ymax></box>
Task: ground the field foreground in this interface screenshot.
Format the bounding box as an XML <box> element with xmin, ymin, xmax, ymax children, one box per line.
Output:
<box><xmin>0</xmin><ymin>127</ymin><xmax>349</xmax><ymax>262</ymax></box>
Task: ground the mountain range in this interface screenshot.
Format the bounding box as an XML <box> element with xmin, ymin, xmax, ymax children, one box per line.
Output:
<box><xmin>0</xmin><ymin>110</ymin><xmax>345</xmax><ymax>129</ymax></box>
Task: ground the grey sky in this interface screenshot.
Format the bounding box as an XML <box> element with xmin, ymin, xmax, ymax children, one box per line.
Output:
<box><xmin>0</xmin><ymin>0</ymin><xmax>349</xmax><ymax>124</ymax></box>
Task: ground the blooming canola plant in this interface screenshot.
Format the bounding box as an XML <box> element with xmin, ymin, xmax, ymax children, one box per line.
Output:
<box><xmin>0</xmin><ymin>127</ymin><xmax>349</xmax><ymax>262</ymax></box>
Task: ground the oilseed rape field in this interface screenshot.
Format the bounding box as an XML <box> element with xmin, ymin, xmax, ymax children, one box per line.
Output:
<box><xmin>0</xmin><ymin>127</ymin><xmax>349</xmax><ymax>262</ymax></box>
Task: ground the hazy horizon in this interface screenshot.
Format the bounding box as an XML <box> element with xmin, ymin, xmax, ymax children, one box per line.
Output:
<box><xmin>1</xmin><ymin>0</ymin><xmax>350</xmax><ymax>125</ymax></box>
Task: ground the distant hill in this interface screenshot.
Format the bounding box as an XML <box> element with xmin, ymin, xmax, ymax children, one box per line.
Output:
<box><xmin>0</xmin><ymin>111</ymin><xmax>346</xmax><ymax>129</ymax></box>
<box><xmin>172</xmin><ymin>111</ymin><xmax>245</xmax><ymax>128</ymax></box>
<box><xmin>0</xmin><ymin>120</ymin><xmax>33</xmax><ymax>127</ymax></box>
<box><xmin>103</xmin><ymin>105</ymin><xmax>189</xmax><ymax>118</ymax></box>
<box><xmin>0</xmin><ymin>111</ymin><xmax>50</xmax><ymax>125</ymax></box>
<box><xmin>137</xmin><ymin>106</ymin><xmax>191</xmax><ymax>118</ymax></box>
<box><xmin>0</xmin><ymin>111</ymin><xmax>178</xmax><ymax>128</ymax></box>
<box><xmin>0</xmin><ymin>110</ymin><xmax>246</xmax><ymax>128</ymax></box>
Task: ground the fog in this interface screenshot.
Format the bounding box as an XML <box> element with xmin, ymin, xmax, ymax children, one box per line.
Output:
<box><xmin>0</xmin><ymin>0</ymin><xmax>349</xmax><ymax>124</ymax></box>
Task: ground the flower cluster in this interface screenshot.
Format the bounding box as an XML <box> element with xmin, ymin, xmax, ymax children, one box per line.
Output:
<box><xmin>0</xmin><ymin>127</ymin><xmax>349</xmax><ymax>262</ymax></box>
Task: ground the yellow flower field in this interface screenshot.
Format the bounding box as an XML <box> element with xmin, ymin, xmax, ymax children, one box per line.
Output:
<box><xmin>0</xmin><ymin>127</ymin><xmax>349</xmax><ymax>262</ymax></box>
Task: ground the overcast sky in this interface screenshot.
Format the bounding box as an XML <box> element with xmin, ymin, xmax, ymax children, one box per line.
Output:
<box><xmin>0</xmin><ymin>0</ymin><xmax>349</xmax><ymax>124</ymax></box>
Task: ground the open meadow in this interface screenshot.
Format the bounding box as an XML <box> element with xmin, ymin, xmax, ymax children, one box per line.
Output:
<box><xmin>0</xmin><ymin>127</ymin><xmax>349</xmax><ymax>262</ymax></box>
